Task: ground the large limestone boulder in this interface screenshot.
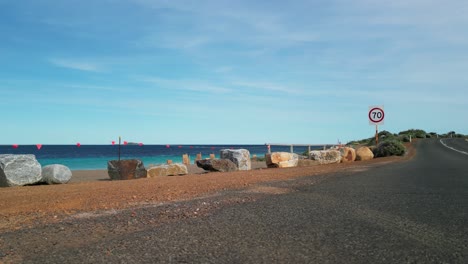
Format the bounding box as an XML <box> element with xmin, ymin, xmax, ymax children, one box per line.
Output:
<box><xmin>265</xmin><ymin>152</ymin><xmax>299</xmax><ymax>168</ymax></box>
<box><xmin>309</xmin><ymin>150</ymin><xmax>341</xmax><ymax>164</ymax></box>
<box><xmin>0</xmin><ymin>154</ymin><xmax>42</xmax><ymax>187</ymax></box>
<box><xmin>297</xmin><ymin>159</ymin><xmax>321</xmax><ymax>167</ymax></box>
<box><xmin>107</xmin><ymin>159</ymin><xmax>147</xmax><ymax>180</ymax></box>
<box><xmin>340</xmin><ymin>147</ymin><xmax>356</xmax><ymax>163</ymax></box>
<box><xmin>356</xmin><ymin>147</ymin><xmax>374</xmax><ymax>161</ymax></box>
<box><xmin>42</xmin><ymin>164</ymin><xmax>72</xmax><ymax>184</ymax></box>
<box><xmin>220</xmin><ymin>149</ymin><xmax>251</xmax><ymax>171</ymax></box>
<box><xmin>196</xmin><ymin>159</ymin><xmax>238</xmax><ymax>172</ymax></box>
<box><xmin>147</xmin><ymin>163</ymin><xmax>188</xmax><ymax>177</ymax></box>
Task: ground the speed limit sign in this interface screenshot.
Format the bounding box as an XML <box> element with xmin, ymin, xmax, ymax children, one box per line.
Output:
<box><xmin>369</xmin><ymin>106</ymin><xmax>384</xmax><ymax>125</ymax></box>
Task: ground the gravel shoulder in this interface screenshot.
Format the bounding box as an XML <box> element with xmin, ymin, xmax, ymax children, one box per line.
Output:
<box><xmin>0</xmin><ymin>144</ymin><xmax>415</xmax><ymax>232</ymax></box>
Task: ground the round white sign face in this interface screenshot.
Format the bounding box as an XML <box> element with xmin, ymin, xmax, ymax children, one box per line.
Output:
<box><xmin>369</xmin><ymin>107</ymin><xmax>385</xmax><ymax>125</ymax></box>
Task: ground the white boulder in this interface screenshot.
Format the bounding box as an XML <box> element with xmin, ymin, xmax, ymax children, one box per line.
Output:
<box><xmin>309</xmin><ymin>150</ymin><xmax>342</xmax><ymax>165</ymax></box>
<box><xmin>0</xmin><ymin>154</ymin><xmax>42</xmax><ymax>187</ymax></box>
<box><xmin>42</xmin><ymin>164</ymin><xmax>72</xmax><ymax>184</ymax></box>
<box><xmin>220</xmin><ymin>149</ymin><xmax>251</xmax><ymax>171</ymax></box>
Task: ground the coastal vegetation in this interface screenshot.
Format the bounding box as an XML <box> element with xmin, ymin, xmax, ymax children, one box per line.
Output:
<box><xmin>348</xmin><ymin>129</ymin><xmax>468</xmax><ymax>157</ymax></box>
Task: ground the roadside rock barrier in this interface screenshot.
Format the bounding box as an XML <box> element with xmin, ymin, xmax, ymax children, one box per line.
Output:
<box><xmin>340</xmin><ymin>147</ymin><xmax>356</xmax><ymax>163</ymax></box>
<box><xmin>196</xmin><ymin>159</ymin><xmax>238</xmax><ymax>172</ymax></box>
<box><xmin>147</xmin><ymin>163</ymin><xmax>188</xmax><ymax>177</ymax></box>
<box><xmin>356</xmin><ymin>146</ymin><xmax>374</xmax><ymax>161</ymax></box>
<box><xmin>41</xmin><ymin>164</ymin><xmax>72</xmax><ymax>184</ymax></box>
<box><xmin>265</xmin><ymin>152</ymin><xmax>299</xmax><ymax>168</ymax></box>
<box><xmin>0</xmin><ymin>154</ymin><xmax>42</xmax><ymax>187</ymax></box>
<box><xmin>107</xmin><ymin>159</ymin><xmax>147</xmax><ymax>180</ymax></box>
<box><xmin>309</xmin><ymin>150</ymin><xmax>342</xmax><ymax>164</ymax></box>
<box><xmin>220</xmin><ymin>149</ymin><xmax>251</xmax><ymax>170</ymax></box>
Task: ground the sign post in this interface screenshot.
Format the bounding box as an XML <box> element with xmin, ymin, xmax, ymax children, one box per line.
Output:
<box><xmin>368</xmin><ymin>106</ymin><xmax>385</xmax><ymax>145</ymax></box>
<box><xmin>118</xmin><ymin>136</ymin><xmax>121</xmax><ymax>161</ymax></box>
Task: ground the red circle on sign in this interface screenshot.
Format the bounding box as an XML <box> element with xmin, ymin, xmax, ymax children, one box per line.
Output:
<box><xmin>368</xmin><ymin>107</ymin><xmax>385</xmax><ymax>123</ymax></box>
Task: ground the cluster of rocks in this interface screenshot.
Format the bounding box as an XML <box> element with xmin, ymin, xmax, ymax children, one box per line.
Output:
<box><xmin>107</xmin><ymin>146</ymin><xmax>376</xmax><ymax>180</ymax></box>
<box><xmin>108</xmin><ymin>149</ymin><xmax>253</xmax><ymax>179</ymax></box>
<box><xmin>0</xmin><ymin>146</ymin><xmax>377</xmax><ymax>186</ymax></box>
<box><xmin>261</xmin><ymin>146</ymin><xmax>374</xmax><ymax>169</ymax></box>
<box><xmin>0</xmin><ymin>154</ymin><xmax>72</xmax><ymax>187</ymax></box>
<box><xmin>308</xmin><ymin>146</ymin><xmax>374</xmax><ymax>164</ymax></box>
<box><xmin>108</xmin><ymin>159</ymin><xmax>190</xmax><ymax>179</ymax></box>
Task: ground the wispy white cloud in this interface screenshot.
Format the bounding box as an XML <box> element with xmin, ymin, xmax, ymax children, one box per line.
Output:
<box><xmin>49</xmin><ymin>58</ymin><xmax>103</xmax><ymax>72</ymax></box>
<box><xmin>130</xmin><ymin>0</ymin><xmax>321</xmax><ymax>52</ymax></box>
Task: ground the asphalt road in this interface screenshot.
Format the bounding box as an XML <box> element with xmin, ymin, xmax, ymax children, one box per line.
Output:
<box><xmin>1</xmin><ymin>139</ymin><xmax>467</xmax><ymax>263</ymax></box>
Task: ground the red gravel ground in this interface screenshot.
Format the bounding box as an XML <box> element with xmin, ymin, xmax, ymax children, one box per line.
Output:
<box><xmin>0</xmin><ymin>143</ymin><xmax>415</xmax><ymax>231</ymax></box>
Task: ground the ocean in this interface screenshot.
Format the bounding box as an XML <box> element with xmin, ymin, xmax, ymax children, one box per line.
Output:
<box><xmin>0</xmin><ymin>144</ymin><xmax>318</xmax><ymax>170</ymax></box>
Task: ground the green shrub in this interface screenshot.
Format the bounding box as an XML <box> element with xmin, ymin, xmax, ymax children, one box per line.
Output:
<box><xmin>378</xmin><ymin>130</ymin><xmax>395</xmax><ymax>139</ymax></box>
<box><xmin>348</xmin><ymin>138</ymin><xmax>372</xmax><ymax>146</ymax></box>
<box><xmin>400</xmin><ymin>135</ymin><xmax>411</xmax><ymax>142</ymax></box>
<box><xmin>373</xmin><ymin>140</ymin><xmax>406</xmax><ymax>157</ymax></box>
<box><xmin>399</xmin><ymin>129</ymin><xmax>426</xmax><ymax>138</ymax></box>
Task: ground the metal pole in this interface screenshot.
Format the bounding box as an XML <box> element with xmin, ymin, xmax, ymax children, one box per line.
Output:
<box><xmin>375</xmin><ymin>125</ymin><xmax>379</xmax><ymax>145</ymax></box>
<box><xmin>118</xmin><ymin>136</ymin><xmax>121</xmax><ymax>161</ymax></box>
<box><xmin>290</xmin><ymin>145</ymin><xmax>293</xmax><ymax>153</ymax></box>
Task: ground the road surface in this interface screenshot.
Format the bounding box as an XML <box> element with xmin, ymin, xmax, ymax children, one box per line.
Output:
<box><xmin>1</xmin><ymin>138</ymin><xmax>467</xmax><ymax>263</ymax></box>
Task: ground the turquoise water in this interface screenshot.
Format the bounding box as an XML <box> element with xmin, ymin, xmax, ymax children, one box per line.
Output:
<box><xmin>37</xmin><ymin>153</ymin><xmax>263</xmax><ymax>170</ymax></box>
<box><xmin>1</xmin><ymin>144</ymin><xmax>316</xmax><ymax>170</ymax></box>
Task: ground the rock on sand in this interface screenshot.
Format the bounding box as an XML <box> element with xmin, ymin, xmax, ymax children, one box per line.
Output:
<box><xmin>220</xmin><ymin>149</ymin><xmax>251</xmax><ymax>171</ymax></box>
<box><xmin>42</xmin><ymin>164</ymin><xmax>72</xmax><ymax>184</ymax></box>
<box><xmin>0</xmin><ymin>154</ymin><xmax>42</xmax><ymax>187</ymax></box>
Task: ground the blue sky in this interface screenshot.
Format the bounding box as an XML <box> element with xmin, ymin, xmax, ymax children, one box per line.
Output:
<box><xmin>1</xmin><ymin>0</ymin><xmax>467</xmax><ymax>145</ymax></box>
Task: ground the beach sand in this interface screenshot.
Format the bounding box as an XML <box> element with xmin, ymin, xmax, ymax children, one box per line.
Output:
<box><xmin>69</xmin><ymin>162</ymin><xmax>268</xmax><ymax>183</ymax></box>
<box><xmin>0</xmin><ymin>144</ymin><xmax>415</xmax><ymax>231</ymax></box>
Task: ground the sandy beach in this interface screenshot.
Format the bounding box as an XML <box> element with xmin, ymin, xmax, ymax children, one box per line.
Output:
<box><xmin>69</xmin><ymin>162</ymin><xmax>268</xmax><ymax>183</ymax></box>
<box><xmin>0</xmin><ymin>144</ymin><xmax>415</xmax><ymax>232</ymax></box>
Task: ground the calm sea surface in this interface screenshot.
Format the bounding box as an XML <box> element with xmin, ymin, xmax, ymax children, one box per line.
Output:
<box><xmin>0</xmin><ymin>144</ymin><xmax>319</xmax><ymax>170</ymax></box>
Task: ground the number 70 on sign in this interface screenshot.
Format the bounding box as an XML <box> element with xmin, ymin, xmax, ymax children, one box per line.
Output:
<box><xmin>369</xmin><ymin>106</ymin><xmax>385</xmax><ymax>125</ymax></box>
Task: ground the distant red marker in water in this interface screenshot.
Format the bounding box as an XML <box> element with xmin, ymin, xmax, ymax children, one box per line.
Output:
<box><xmin>36</xmin><ymin>144</ymin><xmax>42</xmax><ymax>150</ymax></box>
<box><xmin>139</xmin><ymin>143</ymin><xmax>143</xmax><ymax>146</ymax></box>
<box><xmin>166</xmin><ymin>144</ymin><xmax>170</xmax><ymax>148</ymax></box>
<box><xmin>112</xmin><ymin>141</ymin><xmax>115</xmax><ymax>145</ymax></box>
<box><xmin>76</xmin><ymin>143</ymin><xmax>81</xmax><ymax>147</ymax></box>
<box><xmin>211</xmin><ymin>147</ymin><xmax>215</xmax><ymax>150</ymax></box>
<box><xmin>190</xmin><ymin>146</ymin><xmax>193</xmax><ymax>149</ymax></box>
<box><xmin>178</xmin><ymin>145</ymin><xmax>182</xmax><ymax>148</ymax></box>
<box><xmin>12</xmin><ymin>144</ymin><xmax>18</xmax><ymax>149</ymax></box>
<box><xmin>123</xmin><ymin>141</ymin><xmax>128</xmax><ymax>145</ymax></box>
